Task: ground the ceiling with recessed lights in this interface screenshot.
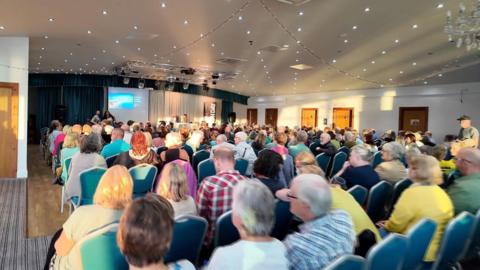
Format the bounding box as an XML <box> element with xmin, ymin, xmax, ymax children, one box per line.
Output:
<box><xmin>0</xmin><ymin>0</ymin><xmax>479</xmax><ymax>96</ymax></box>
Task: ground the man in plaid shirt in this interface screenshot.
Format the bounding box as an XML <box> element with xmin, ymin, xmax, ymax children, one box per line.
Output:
<box><xmin>196</xmin><ymin>146</ymin><xmax>248</xmax><ymax>246</ymax></box>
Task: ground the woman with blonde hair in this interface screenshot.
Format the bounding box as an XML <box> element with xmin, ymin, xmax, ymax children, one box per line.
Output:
<box><xmin>160</xmin><ymin>132</ymin><xmax>190</xmax><ymax>163</ymax></box>
<box><xmin>59</xmin><ymin>132</ymin><xmax>80</xmax><ymax>183</ymax></box>
<box><xmin>46</xmin><ymin>165</ymin><xmax>133</xmax><ymax>270</ymax></box>
<box><xmin>378</xmin><ymin>155</ymin><xmax>453</xmax><ymax>263</ymax></box>
<box><xmin>156</xmin><ymin>162</ymin><xmax>197</xmax><ymax>218</ymax></box>
<box><xmin>82</xmin><ymin>124</ymin><xmax>92</xmax><ymax>135</ymax></box>
<box><xmin>295</xmin><ymin>151</ymin><xmax>325</xmax><ymax>177</ymax></box>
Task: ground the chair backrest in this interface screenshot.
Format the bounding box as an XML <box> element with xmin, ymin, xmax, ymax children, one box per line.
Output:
<box><xmin>315</xmin><ymin>153</ymin><xmax>331</xmax><ymax>174</ymax></box>
<box><xmin>403</xmin><ymin>218</ymin><xmax>437</xmax><ymax>270</ymax></box>
<box><xmin>270</xmin><ymin>200</ymin><xmax>294</xmax><ymax>240</ymax></box>
<box><xmin>329</xmin><ymin>152</ymin><xmax>348</xmax><ymax>177</ymax></box>
<box><xmin>129</xmin><ymin>164</ymin><xmax>158</xmax><ymax>197</ymax></box>
<box><xmin>432</xmin><ymin>212</ymin><xmax>476</xmax><ymax>270</ymax></box>
<box><xmin>347</xmin><ymin>185</ymin><xmax>369</xmax><ymax>206</ymax></box>
<box><xmin>465</xmin><ymin>209</ymin><xmax>480</xmax><ymax>260</ymax></box>
<box><xmin>64</xmin><ymin>157</ymin><xmax>72</xmax><ymax>181</ymax></box>
<box><xmin>183</xmin><ymin>144</ymin><xmax>194</xmax><ymax>161</ymax></box>
<box><xmin>371</xmin><ymin>151</ymin><xmax>384</xmax><ymax>169</ymax></box>
<box><xmin>197</xmin><ymin>159</ymin><xmax>216</xmax><ymax>184</ymax></box>
<box><xmin>338</xmin><ymin>146</ymin><xmax>350</xmax><ymax>156</ymax></box>
<box><xmin>365</xmin><ymin>181</ymin><xmax>393</xmax><ymax>222</ymax></box>
<box><xmin>214</xmin><ymin>210</ymin><xmax>240</xmax><ymax>248</ymax></box>
<box><xmin>79</xmin><ymin>223</ymin><xmax>128</xmax><ymax>270</ymax></box>
<box><xmin>389</xmin><ymin>179</ymin><xmax>413</xmax><ymax>213</ymax></box>
<box><xmin>192</xmin><ymin>150</ymin><xmax>210</xmax><ymax>176</ymax></box>
<box><xmin>235</xmin><ymin>158</ymin><xmax>249</xmax><ymax>176</ymax></box>
<box><xmin>324</xmin><ymin>255</ymin><xmax>366</xmax><ymax>270</ymax></box>
<box><xmin>165</xmin><ymin>215</ymin><xmax>208</xmax><ymax>265</ymax></box>
<box><xmin>105</xmin><ymin>154</ymin><xmax>118</xmax><ymax>168</ymax></box>
<box><xmin>79</xmin><ymin>167</ymin><xmax>107</xmax><ymax>206</ymax></box>
<box><xmin>309</xmin><ymin>141</ymin><xmax>320</xmax><ymax>154</ymax></box>
<box><xmin>365</xmin><ymin>233</ymin><xmax>408</xmax><ymax>270</ymax></box>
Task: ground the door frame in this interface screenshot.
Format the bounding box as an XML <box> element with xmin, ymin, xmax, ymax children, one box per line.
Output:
<box><xmin>301</xmin><ymin>108</ymin><xmax>318</xmax><ymax>128</ymax></box>
<box><xmin>265</xmin><ymin>108</ymin><xmax>278</xmax><ymax>127</ymax></box>
<box><xmin>398</xmin><ymin>106</ymin><xmax>429</xmax><ymax>131</ymax></box>
<box><xmin>0</xmin><ymin>82</ymin><xmax>19</xmax><ymax>178</ymax></box>
<box><xmin>332</xmin><ymin>107</ymin><xmax>354</xmax><ymax>129</ymax></box>
<box><xmin>246</xmin><ymin>108</ymin><xmax>258</xmax><ymax>126</ymax></box>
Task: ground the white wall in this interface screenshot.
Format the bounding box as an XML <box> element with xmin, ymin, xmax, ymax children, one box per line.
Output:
<box><xmin>0</xmin><ymin>37</ymin><xmax>29</xmax><ymax>178</ymax></box>
<box><xmin>248</xmin><ymin>82</ymin><xmax>480</xmax><ymax>143</ymax></box>
<box><xmin>233</xmin><ymin>102</ymin><xmax>247</xmax><ymax>124</ymax></box>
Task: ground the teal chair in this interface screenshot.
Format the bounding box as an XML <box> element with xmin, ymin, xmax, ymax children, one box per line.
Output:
<box><xmin>347</xmin><ymin>185</ymin><xmax>369</xmax><ymax>206</ymax></box>
<box><xmin>79</xmin><ymin>223</ymin><xmax>128</xmax><ymax>270</ymax></box>
<box><xmin>165</xmin><ymin>215</ymin><xmax>207</xmax><ymax>265</ymax></box>
<box><xmin>270</xmin><ymin>200</ymin><xmax>293</xmax><ymax>240</ymax></box>
<box><xmin>192</xmin><ymin>150</ymin><xmax>210</xmax><ymax>176</ymax></box>
<box><xmin>105</xmin><ymin>154</ymin><xmax>118</xmax><ymax>168</ymax></box>
<box><xmin>402</xmin><ymin>219</ymin><xmax>437</xmax><ymax>270</ymax></box>
<box><xmin>365</xmin><ymin>233</ymin><xmax>408</xmax><ymax>270</ymax></box>
<box><xmin>60</xmin><ymin>157</ymin><xmax>73</xmax><ymax>213</ymax></box>
<box><xmin>129</xmin><ymin>164</ymin><xmax>157</xmax><ymax>198</ymax></box>
<box><xmin>337</xmin><ymin>146</ymin><xmax>350</xmax><ymax>156</ymax></box>
<box><xmin>198</xmin><ymin>159</ymin><xmax>216</xmax><ymax>184</ymax></box>
<box><xmin>372</xmin><ymin>151</ymin><xmax>384</xmax><ymax>169</ymax></box>
<box><xmin>324</xmin><ymin>255</ymin><xmax>366</xmax><ymax>270</ymax></box>
<box><xmin>235</xmin><ymin>158</ymin><xmax>249</xmax><ymax>176</ymax></box>
<box><xmin>309</xmin><ymin>141</ymin><xmax>321</xmax><ymax>155</ymax></box>
<box><xmin>389</xmin><ymin>179</ymin><xmax>413</xmax><ymax>214</ymax></box>
<box><xmin>430</xmin><ymin>212</ymin><xmax>476</xmax><ymax>270</ymax></box>
<box><xmin>315</xmin><ymin>153</ymin><xmax>331</xmax><ymax>174</ymax></box>
<box><xmin>75</xmin><ymin>167</ymin><xmax>107</xmax><ymax>207</ymax></box>
<box><xmin>329</xmin><ymin>152</ymin><xmax>348</xmax><ymax>178</ymax></box>
<box><xmin>214</xmin><ymin>210</ymin><xmax>240</xmax><ymax>248</ymax></box>
<box><xmin>365</xmin><ymin>181</ymin><xmax>393</xmax><ymax>222</ymax></box>
<box><xmin>464</xmin><ymin>209</ymin><xmax>480</xmax><ymax>260</ymax></box>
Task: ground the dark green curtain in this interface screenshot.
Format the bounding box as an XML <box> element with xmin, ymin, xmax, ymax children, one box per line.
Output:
<box><xmin>63</xmin><ymin>86</ymin><xmax>104</xmax><ymax>124</ymax></box>
<box><xmin>221</xmin><ymin>100</ymin><xmax>234</xmax><ymax>124</ymax></box>
<box><xmin>35</xmin><ymin>87</ymin><xmax>61</xmax><ymax>129</ymax></box>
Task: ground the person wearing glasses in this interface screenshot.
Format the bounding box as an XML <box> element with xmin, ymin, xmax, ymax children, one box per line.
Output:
<box><xmin>447</xmin><ymin>148</ymin><xmax>480</xmax><ymax>215</ymax></box>
<box><xmin>282</xmin><ymin>174</ymin><xmax>355</xmax><ymax>270</ymax></box>
<box><xmin>374</xmin><ymin>142</ymin><xmax>407</xmax><ymax>184</ymax></box>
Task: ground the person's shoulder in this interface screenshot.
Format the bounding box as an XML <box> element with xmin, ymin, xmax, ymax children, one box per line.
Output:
<box><xmin>168</xmin><ymin>259</ymin><xmax>195</xmax><ymax>270</ymax></box>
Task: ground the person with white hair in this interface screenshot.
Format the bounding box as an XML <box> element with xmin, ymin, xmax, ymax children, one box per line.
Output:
<box><xmin>335</xmin><ymin>144</ymin><xmax>380</xmax><ymax>190</ymax></box>
<box><xmin>283</xmin><ymin>174</ymin><xmax>355</xmax><ymax>270</ymax></box>
<box><xmin>186</xmin><ymin>130</ymin><xmax>204</xmax><ymax>152</ymax></box>
<box><xmin>288</xmin><ymin>130</ymin><xmax>311</xmax><ymax>160</ymax></box>
<box><xmin>160</xmin><ymin>132</ymin><xmax>190</xmax><ymax>163</ymax></box>
<box><xmin>375</xmin><ymin>142</ymin><xmax>407</xmax><ymax>184</ymax></box>
<box><xmin>209</xmin><ymin>134</ymin><xmax>235</xmax><ymax>158</ymax></box>
<box><xmin>208</xmin><ymin>180</ymin><xmax>288</xmax><ymax>270</ymax></box>
<box><xmin>91</xmin><ymin>124</ymin><xmax>103</xmax><ymax>135</ymax></box>
<box><xmin>233</xmin><ymin>131</ymin><xmax>257</xmax><ymax>175</ymax></box>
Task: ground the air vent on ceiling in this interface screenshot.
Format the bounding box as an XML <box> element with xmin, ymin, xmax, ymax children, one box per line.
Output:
<box><xmin>274</xmin><ymin>0</ymin><xmax>311</xmax><ymax>6</ymax></box>
<box><xmin>215</xmin><ymin>57</ymin><xmax>247</xmax><ymax>65</ymax></box>
<box><xmin>260</xmin><ymin>45</ymin><xmax>289</xmax><ymax>53</ymax></box>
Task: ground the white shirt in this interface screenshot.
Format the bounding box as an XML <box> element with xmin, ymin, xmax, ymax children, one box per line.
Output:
<box><xmin>208</xmin><ymin>239</ymin><xmax>289</xmax><ymax>270</ymax></box>
<box><xmin>233</xmin><ymin>142</ymin><xmax>257</xmax><ymax>176</ymax></box>
<box><xmin>123</xmin><ymin>131</ymin><xmax>132</xmax><ymax>144</ymax></box>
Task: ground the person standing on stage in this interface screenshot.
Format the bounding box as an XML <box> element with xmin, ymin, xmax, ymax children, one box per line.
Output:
<box><xmin>457</xmin><ymin>115</ymin><xmax>479</xmax><ymax>148</ymax></box>
<box><xmin>91</xmin><ymin>110</ymin><xmax>101</xmax><ymax>124</ymax></box>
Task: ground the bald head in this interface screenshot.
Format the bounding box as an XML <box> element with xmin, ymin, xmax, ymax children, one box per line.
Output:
<box><xmin>216</xmin><ymin>134</ymin><xmax>227</xmax><ymax>144</ymax></box>
<box><xmin>320</xmin><ymin>132</ymin><xmax>331</xmax><ymax>144</ymax></box>
<box><xmin>213</xmin><ymin>146</ymin><xmax>235</xmax><ymax>173</ymax></box>
<box><xmin>456</xmin><ymin>148</ymin><xmax>480</xmax><ymax>176</ymax></box>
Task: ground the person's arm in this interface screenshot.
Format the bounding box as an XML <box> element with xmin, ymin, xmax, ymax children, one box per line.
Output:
<box><xmin>334</xmin><ymin>161</ymin><xmax>351</xmax><ymax>178</ymax></box>
<box><xmin>54</xmin><ymin>230</ymin><xmax>75</xmax><ymax>256</ymax></box>
<box><xmin>384</xmin><ymin>190</ymin><xmax>414</xmax><ymax>233</ymax></box>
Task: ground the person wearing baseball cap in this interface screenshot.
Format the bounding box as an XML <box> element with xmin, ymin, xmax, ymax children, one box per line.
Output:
<box><xmin>457</xmin><ymin>115</ymin><xmax>479</xmax><ymax>148</ymax></box>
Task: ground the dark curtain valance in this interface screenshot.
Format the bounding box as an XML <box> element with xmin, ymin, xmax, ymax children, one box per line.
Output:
<box><xmin>221</xmin><ymin>100</ymin><xmax>234</xmax><ymax>124</ymax></box>
<box><xmin>29</xmin><ymin>74</ymin><xmax>249</xmax><ymax>104</ymax></box>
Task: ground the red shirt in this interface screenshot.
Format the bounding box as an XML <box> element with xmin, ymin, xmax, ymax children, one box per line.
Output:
<box><xmin>195</xmin><ymin>170</ymin><xmax>247</xmax><ymax>245</ymax></box>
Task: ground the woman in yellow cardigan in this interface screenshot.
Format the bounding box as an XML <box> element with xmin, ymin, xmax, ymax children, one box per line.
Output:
<box><xmin>379</xmin><ymin>154</ymin><xmax>453</xmax><ymax>262</ymax></box>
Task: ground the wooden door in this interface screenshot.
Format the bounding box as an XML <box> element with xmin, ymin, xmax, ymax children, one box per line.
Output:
<box><xmin>265</xmin><ymin>108</ymin><xmax>278</xmax><ymax>127</ymax></box>
<box><xmin>0</xmin><ymin>83</ymin><xmax>19</xmax><ymax>178</ymax></box>
<box><xmin>247</xmin><ymin>108</ymin><xmax>258</xmax><ymax>125</ymax></box>
<box><xmin>399</xmin><ymin>107</ymin><xmax>429</xmax><ymax>132</ymax></box>
<box><xmin>332</xmin><ymin>108</ymin><xmax>353</xmax><ymax>129</ymax></box>
<box><xmin>301</xmin><ymin>108</ymin><xmax>317</xmax><ymax>128</ymax></box>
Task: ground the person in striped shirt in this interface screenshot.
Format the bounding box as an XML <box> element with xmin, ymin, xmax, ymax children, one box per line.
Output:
<box><xmin>283</xmin><ymin>174</ymin><xmax>356</xmax><ymax>270</ymax></box>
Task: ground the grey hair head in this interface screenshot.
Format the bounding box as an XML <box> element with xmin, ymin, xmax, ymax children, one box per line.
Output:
<box><xmin>295</xmin><ymin>174</ymin><xmax>332</xmax><ymax>217</ymax></box>
<box><xmin>296</xmin><ymin>130</ymin><xmax>308</xmax><ymax>143</ymax></box>
<box><xmin>382</xmin><ymin>142</ymin><xmax>405</xmax><ymax>160</ymax></box>
<box><xmin>351</xmin><ymin>144</ymin><xmax>373</xmax><ymax>162</ymax></box>
<box><xmin>232</xmin><ymin>179</ymin><xmax>275</xmax><ymax>236</ymax></box>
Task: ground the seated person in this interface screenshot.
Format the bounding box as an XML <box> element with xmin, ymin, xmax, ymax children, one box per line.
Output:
<box><xmin>208</xmin><ymin>180</ymin><xmax>289</xmax><ymax>270</ymax></box>
<box><xmin>117</xmin><ymin>193</ymin><xmax>194</xmax><ymax>270</ymax></box>
<box><xmin>283</xmin><ymin>174</ymin><xmax>355</xmax><ymax>270</ymax></box>
<box><xmin>59</xmin><ymin>132</ymin><xmax>80</xmax><ymax>183</ymax></box>
<box><xmin>288</xmin><ymin>130</ymin><xmax>311</xmax><ymax>160</ymax></box>
<box><xmin>295</xmin><ymin>151</ymin><xmax>325</xmax><ymax>177</ymax></box>
<box><xmin>114</xmin><ymin>131</ymin><xmax>159</xmax><ymax>169</ymax></box>
<box><xmin>375</xmin><ymin>142</ymin><xmax>407</xmax><ymax>184</ymax></box>
<box><xmin>160</xmin><ymin>132</ymin><xmax>190</xmax><ymax>163</ymax></box>
<box><xmin>253</xmin><ymin>149</ymin><xmax>286</xmax><ymax>196</ymax></box>
<box><xmin>447</xmin><ymin>148</ymin><xmax>480</xmax><ymax>215</ymax></box>
<box><xmin>335</xmin><ymin>144</ymin><xmax>380</xmax><ymax>190</ymax></box>
<box><xmin>156</xmin><ymin>162</ymin><xmax>197</xmax><ymax>218</ymax></box>
<box><xmin>46</xmin><ymin>165</ymin><xmax>133</xmax><ymax>269</ymax></box>
<box><xmin>100</xmin><ymin>128</ymin><xmax>131</xmax><ymax>158</ymax></box>
<box><xmin>313</xmin><ymin>132</ymin><xmax>337</xmax><ymax>157</ymax></box>
<box><xmin>233</xmin><ymin>132</ymin><xmax>257</xmax><ymax>176</ymax></box>
<box><xmin>379</xmin><ymin>155</ymin><xmax>453</xmax><ymax>263</ymax></box>
<box><xmin>209</xmin><ymin>134</ymin><xmax>235</xmax><ymax>158</ymax></box>
<box><xmin>432</xmin><ymin>145</ymin><xmax>456</xmax><ymax>175</ymax></box>
<box><xmin>270</xmin><ymin>132</ymin><xmax>289</xmax><ymax>157</ymax></box>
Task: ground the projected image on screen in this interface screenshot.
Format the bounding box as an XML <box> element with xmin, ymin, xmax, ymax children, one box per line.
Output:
<box><xmin>109</xmin><ymin>93</ymin><xmax>134</xmax><ymax>109</ymax></box>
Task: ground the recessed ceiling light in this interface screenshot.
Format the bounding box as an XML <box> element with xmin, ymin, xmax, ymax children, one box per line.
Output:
<box><xmin>112</xmin><ymin>62</ymin><xmax>115</xmax><ymax>65</ymax></box>
<box><xmin>173</xmin><ymin>45</ymin><xmax>176</xmax><ymax>49</ymax></box>
<box><xmin>437</xmin><ymin>3</ymin><xmax>444</xmax><ymax>9</ymax></box>
<box><xmin>257</xmin><ymin>51</ymin><xmax>261</xmax><ymax>55</ymax></box>
<box><xmin>184</xmin><ymin>20</ymin><xmax>188</xmax><ymax>25</ymax></box>
<box><xmin>297</xmin><ymin>27</ymin><xmax>302</xmax><ymax>32</ymax></box>
<box><xmin>344</xmin><ymin>39</ymin><xmax>348</xmax><ymax>43</ymax></box>
<box><xmin>260</xmin><ymin>58</ymin><xmax>264</xmax><ymax>62</ymax></box>
<box><xmin>399</xmin><ymin>71</ymin><xmax>404</xmax><ymax>74</ymax></box>
<box><xmin>161</xmin><ymin>2</ymin><xmax>166</xmax><ymax>8</ymax></box>
<box><xmin>221</xmin><ymin>52</ymin><xmax>225</xmax><ymax>55</ymax></box>
<box><xmin>41</xmin><ymin>47</ymin><xmax>45</xmax><ymax>50</ymax></box>
<box><xmin>102</xmin><ymin>10</ymin><xmax>108</xmax><ymax>15</ymax></box>
<box><xmin>0</xmin><ymin>26</ymin><xmax>5</xmax><ymax>30</ymax></box>
<box><xmin>137</xmin><ymin>47</ymin><xmax>141</xmax><ymax>51</ymax></box>
<box><xmin>363</xmin><ymin>68</ymin><xmax>367</xmax><ymax>72</ymax></box>
<box><xmin>238</xmin><ymin>16</ymin><xmax>243</xmax><ymax>20</ymax></box>
<box><xmin>133</xmin><ymin>25</ymin><xmax>138</xmax><ymax>30</ymax></box>
<box><xmin>93</xmin><ymin>57</ymin><xmax>96</xmax><ymax>60</ymax></box>
<box><xmin>246</xmin><ymin>30</ymin><xmax>251</xmax><ymax>34</ymax></box>
<box><xmin>389</xmin><ymin>78</ymin><xmax>393</xmax><ymax>81</ymax></box>
<box><xmin>122</xmin><ymin>55</ymin><xmax>126</xmax><ymax>58</ymax></box>
<box><xmin>424</xmin><ymin>81</ymin><xmax>428</xmax><ymax>84</ymax></box>
<box><xmin>295</xmin><ymin>59</ymin><xmax>299</xmax><ymax>62</ymax></box>
<box><xmin>48</xmin><ymin>18</ymin><xmax>55</xmax><ymax>22</ymax></box>
<box><xmin>371</xmin><ymin>60</ymin><xmax>375</xmax><ymax>64</ymax></box>
<box><xmin>64</xmin><ymin>59</ymin><xmax>68</xmax><ymax>63</ymax></box>
<box><xmin>412</xmin><ymin>24</ymin><xmax>418</xmax><ymax>29</ymax></box>
<box><xmin>298</xmin><ymin>11</ymin><xmax>304</xmax><ymax>16</ymax></box>
<box><xmin>380</xmin><ymin>84</ymin><xmax>385</xmax><ymax>87</ymax></box>
<box><xmin>102</xmin><ymin>49</ymin><xmax>106</xmax><ymax>53</ymax></box>
<box><xmin>395</xmin><ymin>39</ymin><xmax>399</xmax><ymax>43</ymax></box>
<box><xmin>87</xmin><ymin>30</ymin><xmax>92</xmax><ymax>34</ymax></box>
<box><xmin>44</xmin><ymin>35</ymin><xmax>48</xmax><ymax>39</ymax></box>
<box><xmin>382</xmin><ymin>50</ymin><xmax>386</xmax><ymax>54</ymax></box>
<box><xmin>352</xmin><ymin>25</ymin><xmax>358</xmax><ymax>30</ymax></box>
<box><xmin>364</xmin><ymin>7</ymin><xmax>370</xmax><ymax>12</ymax></box>
<box><xmin>37</xmin><ymin>62</ymin><xmax>41</xmax><ymax>65</ymax></box>
<box><xmin>332</xmin><ymin>59</ymin><xmax>336</xmax><ymax>63</ymax></box>
<box><xmin>70</xmin><ymin>52</ymin><xmax>73</xmax><ymax>55</ymax></box>
<box><xmin>39</xmin><ymin>55</ymin><xmax>42</xmax><ymax>59</ymax></box>
<box><xmin>438</xmin><ymin>73</ymin><xmax>443</xmax><ymax>77</ymax></box>
<box><xmin>211</xmin><ymin>43</ymin><xmax>215</xmax><ymax>47</ymax></box>
<box><xmin>412</xmin><ymin>62</ymin><xmax>417</xmax><ymax>66</ymax></box>
<box><xmin>296</xmin><ymin>51</ymin><xmax>300</xmax><ymax>54</ymax></box>
<box><xmin>115</xmin><ymin>40</ymin><xmax>119</xmax><ymax>44</ymax></box>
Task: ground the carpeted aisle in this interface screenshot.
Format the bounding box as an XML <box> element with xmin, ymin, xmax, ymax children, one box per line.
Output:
<box><xmin>0</xmin><ymin>179</ymin><xmax>50</xmax><ymax>269</ymax></box>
